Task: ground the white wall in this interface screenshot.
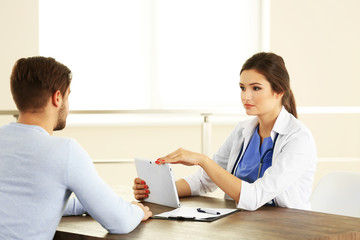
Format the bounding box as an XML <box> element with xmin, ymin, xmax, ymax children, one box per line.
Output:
<box><xmin>271</xmin><ymin>0</ymin><xmax>360</xmax><ymax>107</ymax></box>
<box><xmin>270</xmin><ymin>0</ymin><xmax>360</xmax><ymax>185</ymax></box>
<box><xmin>0</xmin><ymin>0</ymin><xmax>39</xmax><ymax>110</ymax></box>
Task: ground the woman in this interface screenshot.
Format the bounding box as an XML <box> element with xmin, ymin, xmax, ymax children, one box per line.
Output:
<box><xmin>133</xmin><ymin>52</ymin><xmax>317</xmax><ymax>211</ymax></box>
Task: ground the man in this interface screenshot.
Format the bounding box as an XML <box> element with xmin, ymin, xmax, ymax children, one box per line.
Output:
<box><xmin>0</xmin><ymin>56</ymin><xmax>152</xmax><ymax>239</ymax></box>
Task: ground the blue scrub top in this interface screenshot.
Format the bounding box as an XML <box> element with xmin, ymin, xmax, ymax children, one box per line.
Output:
<box><xmin>235</xmin><ymin>126</ymin><xmax>276</xmax><ymax>183</ymax></box>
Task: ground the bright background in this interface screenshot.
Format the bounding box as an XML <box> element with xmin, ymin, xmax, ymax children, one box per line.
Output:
<box><xmin>39</xmin><ymin>0</ymin><xmax>261</xmax><ymax>110</ymax></box>
<box><xmin>1</xmin><ymin>0</ymin><xmax>359</xmax><ymax>195</ymax></box>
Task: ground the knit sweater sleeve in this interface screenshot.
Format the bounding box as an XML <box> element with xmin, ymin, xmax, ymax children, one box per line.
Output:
<box><xmin>65</xmin><ymin>139</ymin><xmax>144</xmax><ymax>234</ymax></box>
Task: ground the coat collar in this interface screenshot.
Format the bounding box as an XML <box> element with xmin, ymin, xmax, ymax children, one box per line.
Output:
<box><xmin>272</xmin><ymin>106</ymin><xmax>293</xmax><ymax>135</ymax></box>
<box><xmin>242</xmin><ymin>106</ymin><xmax>293</xmax><ymax>139</ymax></box>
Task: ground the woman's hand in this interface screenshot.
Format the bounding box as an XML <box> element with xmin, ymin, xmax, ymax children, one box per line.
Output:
<box><xmin>156</xmin><ymin>148</ymin><xmax>206</xmax><ymax>166</ymax></box>
<box><xmin>132</xmin><ymin>178</ymin><xmax>150</xmax><ymax>200</ymax></box>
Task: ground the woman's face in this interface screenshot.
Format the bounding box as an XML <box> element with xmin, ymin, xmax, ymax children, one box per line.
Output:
<box><xmin>239</xmin><ymin>69</ymin><xmax>283</xmax><ymax>118</ymax></box>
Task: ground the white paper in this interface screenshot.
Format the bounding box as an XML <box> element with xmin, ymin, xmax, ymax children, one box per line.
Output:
<box><xmin>155</xmin><ymin>207</ymin><xmax>238</xmax><ymax>220</ymax></box>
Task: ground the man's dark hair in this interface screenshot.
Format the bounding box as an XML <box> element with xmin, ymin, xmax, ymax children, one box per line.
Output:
<box><xmin>10</xmin><ymin>56</ymin><xmax>72</xmax><ymax>112</ymax></box>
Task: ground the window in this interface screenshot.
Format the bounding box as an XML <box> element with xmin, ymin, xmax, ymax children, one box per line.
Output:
<box><xmin>40</xmin><ymin>0</ymin><xmax>263</xmax><ymax>111</ymax></box>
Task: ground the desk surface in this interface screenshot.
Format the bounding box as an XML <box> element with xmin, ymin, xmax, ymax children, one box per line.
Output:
<box><xmin>54</xmin><ymin>195</ymin><xmax>360</xmax><ymax>240</ymax></box>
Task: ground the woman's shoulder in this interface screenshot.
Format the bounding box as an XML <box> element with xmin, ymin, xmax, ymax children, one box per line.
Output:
<box><xmin>288</xmin><ymin>113</ymin><xmax>312</xmax><ymax>135</ymax></box>
<box><xmin>279</xmin><ymin>112</ymin><xmax>316</xmax><ymax>148</ymax></box>
<box><xmin>275</xmin><ymin>107</ymin><xmax>311</xmax><ymax>134</ymax></box>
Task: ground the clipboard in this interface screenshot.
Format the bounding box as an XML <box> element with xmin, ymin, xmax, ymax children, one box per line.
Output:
<box><xmin>152</xmin><ymin>207</ymin><xmax>239</xmax><ymax>222</ymax></box>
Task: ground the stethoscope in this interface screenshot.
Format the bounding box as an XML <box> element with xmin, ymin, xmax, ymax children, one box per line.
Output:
<box><xmin>231</xmin><ymin>132</ymin><xmax>279</xmax><ymax>180</ymax></box>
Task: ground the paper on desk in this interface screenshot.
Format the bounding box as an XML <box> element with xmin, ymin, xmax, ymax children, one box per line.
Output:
<box><xmin>154</xmin><ymin>207</ymin><xmax>238</xmax><ymax>221</ymax></box>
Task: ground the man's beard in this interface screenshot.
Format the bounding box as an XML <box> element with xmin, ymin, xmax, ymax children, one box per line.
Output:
<box><xmin>53</xmin><ymin>103</ymin><xmax>67</xmax><ymax>131</ymax></box>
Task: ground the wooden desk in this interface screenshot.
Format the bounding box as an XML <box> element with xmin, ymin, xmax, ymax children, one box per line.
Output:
<box><xmin>54</xmin><ymin>196</ymin><xmax>360</xmax><ymax>240</ymax></box>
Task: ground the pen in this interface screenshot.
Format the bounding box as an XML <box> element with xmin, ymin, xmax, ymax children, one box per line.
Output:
<box><xmin>197</xmin><ymin>208</ymin><xmax>220</xmax><ymax>215</ymax></box>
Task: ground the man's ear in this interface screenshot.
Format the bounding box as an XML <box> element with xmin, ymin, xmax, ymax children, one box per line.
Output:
<box><xmin>52</xmin><ymin>90</ymin><xmax>63</xmax><ymax>108</ymax></box>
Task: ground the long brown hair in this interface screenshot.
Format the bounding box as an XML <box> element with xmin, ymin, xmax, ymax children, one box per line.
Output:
<box><xmin>10</xmin><ymin>56</ymin><xmax>72</xmax><ymax>112</ymax></box>
<box><xmin>240</xmin><ymin>52</ymin><xmax>297</xmax><ymax>118</ymax></box>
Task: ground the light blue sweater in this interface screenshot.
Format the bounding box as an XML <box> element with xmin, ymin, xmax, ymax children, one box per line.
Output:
<box><xmin>0</xmin><ymin>123</ymin><xmax>143</xmax><ymax>240</ymax></box>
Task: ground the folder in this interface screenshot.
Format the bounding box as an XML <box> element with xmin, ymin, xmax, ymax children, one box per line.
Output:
<box><xmin>152</xmin><ymin>207</ymin><xmax>239</xmax><ymax>222</ymax></box>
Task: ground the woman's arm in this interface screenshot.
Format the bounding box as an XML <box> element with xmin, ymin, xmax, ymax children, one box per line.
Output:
<box><xmin>133</xmin><ymin>152</ymin><xmax>241</xmax><ymax>201</ymax></box>
<box><xmin>175</xmin><ymin>178</ymin><xmax>191</xmax><ymax>197</ymax></box>
<box><xmin>133</xmin><ymin>124</ymin><xmax>242</xmax><ymax>201</ymax></box>
<box><xmin>159</xmin><ymin>148</ymin><xmax>242</xmax><ymax>201</ymax></box>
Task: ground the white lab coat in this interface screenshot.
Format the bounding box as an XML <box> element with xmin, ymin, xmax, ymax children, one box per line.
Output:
<box><xmin>183</xmin><ymin>107</ymin><xmax>317</xmax><ymax>211</ymax></box>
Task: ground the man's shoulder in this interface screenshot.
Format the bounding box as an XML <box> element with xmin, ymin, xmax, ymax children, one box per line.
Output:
<box><xmin>51</xmin><ymin>136</ymin><xmax>82</xmax><ymax>149</ymax></box>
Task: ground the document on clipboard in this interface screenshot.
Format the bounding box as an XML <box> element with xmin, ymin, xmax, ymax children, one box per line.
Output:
<box><xmin>152</xmin><ymin>207</ymin><xmax>239</xmax><ymax>222</ymax></box>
